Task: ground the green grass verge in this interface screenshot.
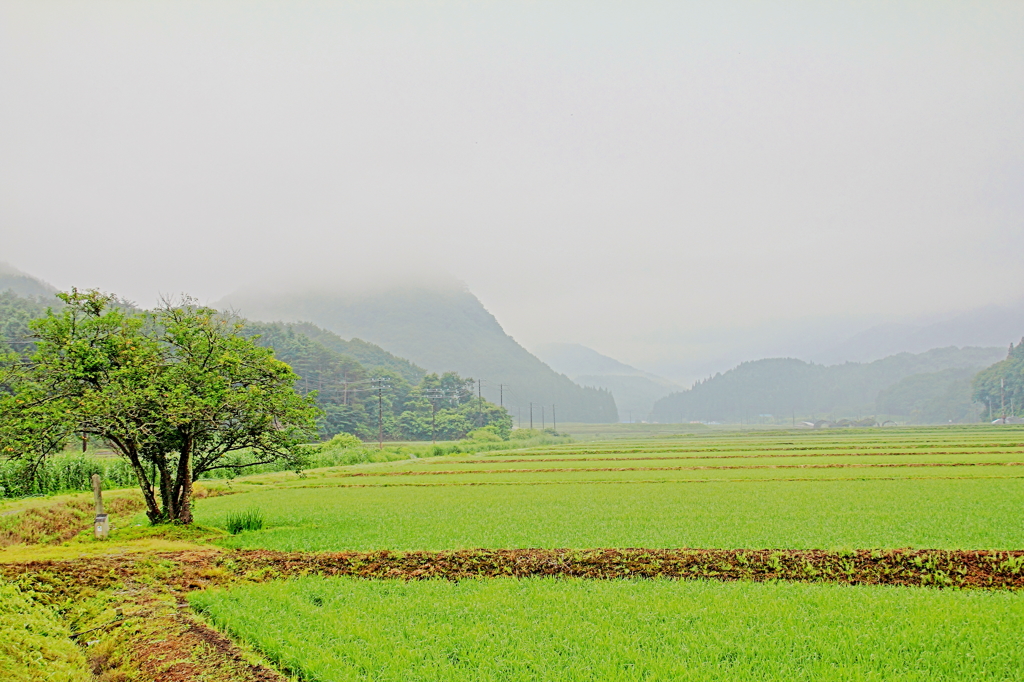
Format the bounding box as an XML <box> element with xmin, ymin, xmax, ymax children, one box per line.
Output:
<box><xmin>0</xmin><ymin>581</ymin><xmax>91</xmax><ymax>682</ymax></box>
<box><xmin>190</xmin><ymin>576</ymin><xmax>1024</xmax><ymax>681</ymax></box>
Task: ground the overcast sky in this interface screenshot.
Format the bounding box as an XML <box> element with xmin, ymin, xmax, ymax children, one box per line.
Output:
<box><xmin>2</xmin><ymin>1</ymin><xmax>1022</xmax><ymax>376</ymax></box>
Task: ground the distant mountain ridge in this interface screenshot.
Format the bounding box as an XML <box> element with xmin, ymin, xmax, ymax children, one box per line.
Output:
<box><xmin>651</xmin><ymin>346</ymin><xmax>1006</xmax><ymax>424</ymax></box>
<box><xmin>0</xmin><ymin>262</ymin><xmax>57</xmax><ymax>299</ymax></box>
<box><xmin>220</xmin><ymin>280</ymin><xmax>618</xmax><ymax>423</ymax></box>
<box><xmin>817</xmin><ymin>301</ymin><xmax>1024</xmax><ymax>364</ymax></box>
<box><xmin>534</xmin><ymin>343</ymin><xmax>679</xmax><ymax>421</ymax></box>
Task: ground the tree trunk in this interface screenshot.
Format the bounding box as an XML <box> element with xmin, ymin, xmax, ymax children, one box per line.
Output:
<box><xmin>109</xmin><ymin>436</ymin><xmax>162</xmax><ymax>523</ymax></box>
<box><xmin>171</xmin><ymin>433</ymin><xmax>194</xmax><ymax>524</ymax></box>
<box><xmin>156</xmin><ymin>456</ymin><xmax>174</xmax><ymax>522</ymax></box>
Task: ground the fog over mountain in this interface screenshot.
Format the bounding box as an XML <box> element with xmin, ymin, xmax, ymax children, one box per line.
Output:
<box><xmin>0</xmin><ymin>262</ymin><xmax>56</xmax><ymax>300</ymax></box>
<box><xmin>534</xmin><ymin>343</ymin><xmax>679</xmax><ymax>422</ymax></box>
<box><xmin>219</xmin><ymin>277</ymin><xmax>618</xmax><ymax>423</ymax></box>
<box><xmin>642</xmin><ymin>304</ymin><xmax>1024</xmax><ymax>386</ymax></box>
<box><xmin>2</xmin><ymin>2</ymin><xmax>1023</xmax><ymax>382</ymax></box>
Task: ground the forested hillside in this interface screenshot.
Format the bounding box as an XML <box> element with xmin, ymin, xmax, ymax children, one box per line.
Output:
<box><xmin>0</xmin><ymin>286</ymin><xmax>510</xmax><ymax>441</ymax></box>
<box><xmin>245</xmin><ymin>322</ymin><xmax>509</xmax><ymax>440</ymax></box>
<box><xmin>286</xmin><ymin>321</ymin><xmax>425</xmax><ymax>384</ymax></box>
<box><xmin>0</xmin><ymin>262</ymin><xmax>56</xmax><ymax>299</ymax></box>
<box><xmin>0</xmin><ymin>290</ymin><xmax>50</xmax><ymax>358</ymax></box>
<box><xmin>876</xmin><ymin>367</ymin><xmax>981</xmax><ymax>424</ymax></box>
<box><xmin>220</xmin><ymin>281</ymin><xmax>618</xmax><ymax>423</ymax></box>
<box><xmin>650</xmin><ymin>346</ymin><xmax>1005</xmax><ymax>424</ymax></box>
<box><xmin>972</xmin><ymin>340</ymin><xmax>1024</xmax><ymax>420</ymax></box>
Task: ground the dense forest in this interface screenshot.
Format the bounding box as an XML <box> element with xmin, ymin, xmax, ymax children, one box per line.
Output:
<box><xmin>246</xmin><ymin>322</ymin><xmax>511</xmax><ymax>440</ymax></box>
<box><xmin>0</xmin><ymin>289</ymin><xmax>511</xmax><ymax>442</ymax></box>
<box><xmin>650</xmin><ymin>346</ymin><xmax>1005</xmax><ymax>424</ymax></box>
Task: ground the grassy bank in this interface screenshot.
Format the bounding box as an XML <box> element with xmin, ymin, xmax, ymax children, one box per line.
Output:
<box><xmin>0</xmin><ymin>581</ymin><xmax>91</xmax><ymax>682</ymax></box>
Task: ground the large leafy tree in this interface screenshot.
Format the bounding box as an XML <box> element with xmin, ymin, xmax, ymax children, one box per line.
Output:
<box><xmin>0</xmin><ymin>290</ymin><xmax>320</xmax><ymax>523</ymax></box>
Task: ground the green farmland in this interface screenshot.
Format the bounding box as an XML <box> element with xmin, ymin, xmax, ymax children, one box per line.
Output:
<box><xmin>194</xmin><ymin>426</ymin><xmax>1024</xmax><ymax>552</ymax></box>
<box><xmin>5</xmin><ymin>425</ymin><xmax>1024</xmax><ymax>681</ymax></box>
<box><xmin>191</xmin><ymin>576</ymin><xmax>1024</xmax><ymax>682</ymax></box>
<box><xmin>176</xmin><ymin>426</ymin><xmax>1024</xmax><ymax>680</ymax></box>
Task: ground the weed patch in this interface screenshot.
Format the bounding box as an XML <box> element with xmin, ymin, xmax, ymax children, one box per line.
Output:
<box><xmin>226</xmin><ymin>508</ymin><xmax>264</xmax><ymax>535</ymax></box>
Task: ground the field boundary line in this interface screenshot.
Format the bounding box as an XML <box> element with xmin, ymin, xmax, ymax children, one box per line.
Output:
<box><xmin>273</xmin><ymin>474</ymin><xmax>1024</xmax><ymax>488</ymax></box>
<box><xmin>443</xmin><ymin>451</ymin><xmax>1024</xmax><ymax>464</ymax></box>
<box><xmin>321</xmin><ymin>461</ymin><xmax>1024</xmax><ymax>478</ymax></box>
<box><xmin>7</xmin><ymin>548</ymin><xmax>1024</xmax><ymax>590</ymax></box>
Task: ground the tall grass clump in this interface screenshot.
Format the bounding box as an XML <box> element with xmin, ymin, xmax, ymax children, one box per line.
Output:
<box><xmin>225</xmin><ymin>508</ymin><xmax>264</xmax><ymax>534</ymax></box>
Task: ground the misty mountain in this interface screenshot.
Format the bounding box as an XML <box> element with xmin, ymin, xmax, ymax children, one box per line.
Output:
<box><xmin>650</xmin><ymin>346</ymin><xmax>1005</xmax><ymax>424</ymax></box>
<box><xmin>534</xmin><ymin>343</ymin><xmax>679</xmax><ymax>422</ymax></box>
<box><xmin>817</xmin><ymin>301</ymin><xmax>1024</xmax><ymax>364</ymax></box>
<box><xmin>644</xmin><ymin>302</ymin><xmax>1024</xmax><ymax>388</ymax></box>
<box><xmin>220</xmin><ymin>281</ymin><xmax>618</xmax><ymax>423</ymax></box>
<box><xmin>0</xmin><ymin>262</ymin><xmax>57</xmax><ymax>299</ymax></box>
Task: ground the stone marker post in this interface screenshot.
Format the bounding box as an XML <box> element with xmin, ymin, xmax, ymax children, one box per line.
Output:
<box><xmin>92</xmin><ymin>474</ymin><xmax>109</xmax><ymax>540</ymax></box>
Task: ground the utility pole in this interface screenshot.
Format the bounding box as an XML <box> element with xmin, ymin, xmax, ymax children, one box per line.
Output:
<box><xmin>552</xmin><ymin>405</ymin><xmax>556</xmax><ymax>432</ymax></box>
<box><xmin>541</xmin><ymin>405</ymin><xmax>545</xmax><ymax>430</ymax></box>
<box><xmin>500</xmin><ymin>384</ymin><xmax>503</xmax><ymax>408</ymax></box>
<box><xmin>1001</xmin><ymin>378</ymin><xmax>1006</xmax><ymax>421</ymax></box>
<box><xmin>372</xmin><ymin>377</ymin><xmax>390</xmax><ymax>450</ymax></box>
<box><xmin>425</xmin><ymin>388</ymin><xmax>444</xmax><ymax>444</ymax></box>
<box><xmin>530</xmin><ymin>403</ymin><xmax>533</xmax><ymax>430</ymax></box>
<box><xmin>478</xmin><ymin>379</ymin><xmax>483</xmax><ymax>427</ymax></box>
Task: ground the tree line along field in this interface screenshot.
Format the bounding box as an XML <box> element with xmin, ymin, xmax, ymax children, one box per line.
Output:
<box><xmin>3</xmin><ymin>425</ymin><xmax>1024</xmax><ymax>681</ymax></box>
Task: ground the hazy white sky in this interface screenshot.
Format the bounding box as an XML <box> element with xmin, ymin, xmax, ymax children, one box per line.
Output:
<box><xmin>2</xmin><ymin>1</ymin><xmax>1022</xmax><ymax>373</ymax></box>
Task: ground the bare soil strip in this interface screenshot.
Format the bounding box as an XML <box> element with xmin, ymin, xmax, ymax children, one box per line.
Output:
<box><xmin>454</xmin><ymin>450</ymin><xmax>1024</xmax><ymax>464</ymax></box>
<box><xmin>6</xmin><ymin>547</ymin><xmax>1024</xmax><ymax>593</ymax></box>
<box><xmin>518</xmin><ymin>443</ymin><xmax>1024</xmax><ymax>456</ymax></box>
<box><xmin>325</xmin><ymin>461</ymin><xmax>1024</xmax><ymax>477</ymax></box>
<box><xmin>277</xmin><ymin>474</ymin><xmax>1024</xmax><ymax>488</ymax></box>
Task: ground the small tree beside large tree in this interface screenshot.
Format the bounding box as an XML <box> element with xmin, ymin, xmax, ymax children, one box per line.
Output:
<box><xmin>0</xmin><ymin>289</ymin><xmax>320</xmax><ymax>524</ymax></box>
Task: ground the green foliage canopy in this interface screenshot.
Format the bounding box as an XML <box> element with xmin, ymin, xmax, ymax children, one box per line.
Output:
<box><xmin>0</xmin><ymin>290</ymin><xmax>320</xmax><ymax>523</ymax></box>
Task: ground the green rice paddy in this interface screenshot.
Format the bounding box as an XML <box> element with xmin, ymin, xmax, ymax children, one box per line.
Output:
<box><xmin>189</xmin><ymin>426</ymin><xmax>1024</xmax><ymax>680</ymax></box>
<box><xmin>193</xmin><ymin>426</ymin><xmax>1024</xmax><ymax>551</ymax></box>
<box><xmin>191</xmin><ymin>576</ymin><xmax>1024</xmax><ymax>682</ymax></box>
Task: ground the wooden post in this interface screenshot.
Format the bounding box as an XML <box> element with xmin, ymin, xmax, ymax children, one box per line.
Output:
<box><xmin>91</xmin><ymin>474</ymin><xmax>109</xmax><ymax>540</ymax></box>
